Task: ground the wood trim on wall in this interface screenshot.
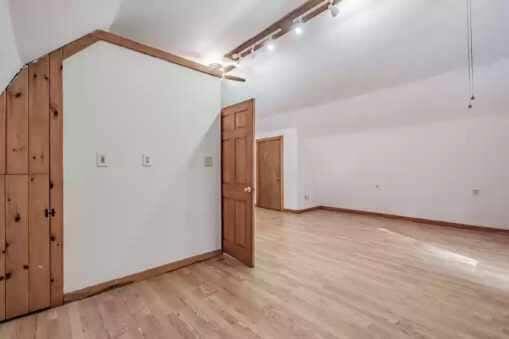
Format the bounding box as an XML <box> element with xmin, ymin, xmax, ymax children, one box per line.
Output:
<box><xmin>64</xmin><ymin>250</ymin><xmax>222</xmax><ymax>303</ymax></box>
<box><xmin>60</xmin><ymin>30</ymin><xmax>245</xmax><ymax>82</ymax></box>
<box><xmin>282</xmin><ymin>205</ymin><xmax>509</xmax><ymax>233</ymax></box>
<box><xmin>256</xmin><ymin>136</ymin><xmax>284</xmax><ymax>211</ymax></box>
<box><xmin>283</xmin><ymin>207</ymin><xmax>321</xmax><ymax>214</ymax></box>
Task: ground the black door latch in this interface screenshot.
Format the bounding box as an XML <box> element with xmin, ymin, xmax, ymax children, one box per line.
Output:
<box><xmin>45</xmin><ymin>208</ymin><xmax>56</xmax><ymax>218</ymax></box>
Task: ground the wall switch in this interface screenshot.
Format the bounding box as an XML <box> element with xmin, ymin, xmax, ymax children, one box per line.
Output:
<box><xmin>142</xmin><ymin>154</ymin><xmax>152</xmax><ymax>167</ymax></box>
<box><xmin>304</xmin><ymin>194</ymin><xmax>310</xmax><ymax>201</ymax></box>
<box><xmin>96</xmin><ymin>153</ymin><xmax>108</xmax><ymax>167</ymax></box>
<box><xmin>204</xmin><ymin>156</ymin><xmax>213</xmax><ymax>168</ymax></box>
<box><xmin>472</xmin><ymin>189</ymin><xmax>480</xmax><ymax>196</ymax></box>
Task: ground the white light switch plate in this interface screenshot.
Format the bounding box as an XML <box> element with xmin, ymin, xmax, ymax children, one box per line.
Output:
<box><xmin>204</xmin><ymin>156</ymin><xmax>213</xmax><ymax>168</ymax></box>
<box><xmin>96</xmin><ymin>153</ymin><xmax>108</xmax><ymax>167</ymax></box>
<box><xmin>142</xmin><ymin>154</ymin><xmax>153</xmax><ymax>167</ymax></box>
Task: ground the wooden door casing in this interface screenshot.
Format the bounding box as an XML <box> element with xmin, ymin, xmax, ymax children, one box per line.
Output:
<box><xmin>256</xmin><ymin>136</ymin><xmax>283</xmax><ymax>211</ymax></box>
<box><xmin>221</xmin><ymin>99</ymin><xmax>255</xmax><ymax>267</ymax></box>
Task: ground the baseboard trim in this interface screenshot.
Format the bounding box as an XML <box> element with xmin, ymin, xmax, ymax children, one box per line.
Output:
<box><xmin>319</xmin><ymin>206</ymin><xmax>508</xmax><ymax>233</ymax></box>
<box><xmin>283</xmin><ymin>206</ymin><xmax>321</xmax><ymax>214</ymax></box>
<box><xmin>64</xmin><ymin>249</ymin><xmax>222</xmax><ymax>303</ymax></box>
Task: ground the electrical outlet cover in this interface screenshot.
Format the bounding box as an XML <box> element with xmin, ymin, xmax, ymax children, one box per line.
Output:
<box><xmin>142</xmin><ymin>154</ymin><xmax>152</xmax><ymax>167</ymax></box>
<box><xmin>96</xmin><ymin>153</ymin><xmax>108</xmax><ymax>167</ymax></box>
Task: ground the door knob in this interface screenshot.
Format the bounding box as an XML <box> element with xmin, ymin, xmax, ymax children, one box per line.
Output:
<box><xmin>244</xmin><ymin>186</ymin><xmax>252</xmax><ymax>193</ymax></box>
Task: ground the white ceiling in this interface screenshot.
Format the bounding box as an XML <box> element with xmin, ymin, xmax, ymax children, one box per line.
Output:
<box><xmin>110</xmin><ymin>0</ymin><xmax>308</xmax><ymax>65</ymax></box>
<box><xmin>2</xmin><ymin>0</ymin><xmax>508</xmax><ymax>115</ymax></box>
<box><xmin>9</xmin><ymin>0</ymin><xmax>123</xmax><ymax>62</ymax></box>
<box><xmin>224</xmin><ymin>0</ymin><xmax>509</xmax><ymax>115</ymax></box>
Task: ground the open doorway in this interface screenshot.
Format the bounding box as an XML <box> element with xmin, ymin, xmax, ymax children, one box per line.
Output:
<box><xmin>256</xmin><ymin>136</ymin><xmax>284</xmax><ymax>211</ymax></box>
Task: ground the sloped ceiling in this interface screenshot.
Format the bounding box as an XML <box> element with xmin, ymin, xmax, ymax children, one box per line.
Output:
<box><xmin>110</xmin><ymin>0</ymin><xmax>308</xmax><ymax>65</ymax></box>
<box><xmin>223</xmin><ymin>0</ymin><xmax>509</xmax><ymax>115</ymax></box>
<box><xmin>9</xmin><ymin>0</ymin><xmax>123</xmax><ymax>62</ymax></box>
<box><xmin>2</xmin><ymin>0</ymin><xmax>508</xmax><ymax>115</ymax></box>
<box><xmin>0</xmin><ymin>0</ymin><xmax>21</xmax><ymax>90</ymax></box>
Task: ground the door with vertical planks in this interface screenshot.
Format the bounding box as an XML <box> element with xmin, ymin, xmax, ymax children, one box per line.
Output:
<box><xmin>221</xmin><ymin>99</ymin><xmax>255</xmax><ymax>267</ymax></box>
<box><xmin>1</xmin><ymin>56</ymin><xmax>53</xmax><ymax>320</ymax></box>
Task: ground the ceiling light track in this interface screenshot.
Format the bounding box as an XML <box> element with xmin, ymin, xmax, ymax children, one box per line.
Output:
<box><xmin>223</xmin><ymin>0</ymin><xmax>342</xmax><ymax>69</ymax></box>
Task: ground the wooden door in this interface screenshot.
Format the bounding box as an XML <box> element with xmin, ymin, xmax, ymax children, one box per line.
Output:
<box><xmin>257</xmin><ymin>137</ymin><xmax>283</xmax><ymax>211</ymax></box>
<box><xmin>0</xmin><ymin>56</ymin><xmax>55</xmax><ymax>320</ymax></box>
<box><xmin>221</xmin><ymin>99</ymin><xmax>255</xmax><ymax>267</ymax></box>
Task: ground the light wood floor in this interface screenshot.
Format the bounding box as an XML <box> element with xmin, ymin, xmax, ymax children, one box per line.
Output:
<box><xmin>2</xmin><ymin>208</ymin><xmax>509</xmax><ymax>338</ymax></box>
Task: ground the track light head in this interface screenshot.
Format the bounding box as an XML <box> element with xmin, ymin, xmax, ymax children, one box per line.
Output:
<box><xmin>265</xmin><ymin>37</ymin><xmax>276</xmax><ymax>52</ymax></box>
<box><xmin>329</xmin><ymin>1</ymin><xmax>339</xmax><ymax>18</ymax></box>
<box><xmin>209</xmin><ymin>63</ymin><xmax>223</xmax><ymax>72</ymax></box>
<box><xmin>294</xmin><ymin>18</ymin><xmax>304</xmax><ymax>35</ymax></box>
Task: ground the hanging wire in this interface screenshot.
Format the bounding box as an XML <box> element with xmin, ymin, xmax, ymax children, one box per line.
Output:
<box><xmin>466</xmin><ymin>0</ymin><xmax>475</xmax><ymax>109</ymax></box>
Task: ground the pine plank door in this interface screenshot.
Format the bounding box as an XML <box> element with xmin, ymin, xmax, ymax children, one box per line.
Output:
<box><xmin>221</xmin><ymin>99</ymin><xmax>255</xmax><ymax>267</ymax></box>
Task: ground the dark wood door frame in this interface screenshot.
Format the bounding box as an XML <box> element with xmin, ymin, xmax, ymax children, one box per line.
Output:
<box><xmin>256</xmin><ymin>136</ymin><xmax>284</xmax><ymax>211</ymax></box>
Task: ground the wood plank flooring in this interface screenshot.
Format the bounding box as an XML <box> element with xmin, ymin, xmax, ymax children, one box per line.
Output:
<box><xmin>1</xmin><ymin>208</ymin><xmax>509</xmax><ymax>338</ymax></box>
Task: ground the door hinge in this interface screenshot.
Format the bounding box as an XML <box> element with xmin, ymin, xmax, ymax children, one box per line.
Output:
<box><xmin>45</xmin><ymin>208</ymin><xmax>56</xmax><ymax>218</ymax></box>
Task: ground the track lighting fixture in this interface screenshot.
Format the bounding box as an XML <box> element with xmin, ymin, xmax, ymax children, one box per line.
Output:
<box><xmin>329</xmin><ymin>0</ymin><xmax>339</xmax><ymax>18</ymax></box>
<box><xmin>224</xmin><ymin>0</ymin><xmax>343</xmax><ymax>68</ymax></box>
<box><xmin>266</xmin><ymin>37</ymin><xmax>276</xmax><ymax>52</ymax></box>
<box><xmin>294</xmin><ymin>18</ymin><xmax>304</xmax><ymax>35</ymax></box>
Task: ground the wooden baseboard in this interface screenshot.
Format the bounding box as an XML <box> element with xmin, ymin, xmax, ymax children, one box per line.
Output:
<box><xmin>319</xmin><ymin>206</ymin><xmax>508</xmax><ymax>233</ymax></box>
<box><xmin>283</xmin><ymin>206</ymin><xmax>321</xmax><ymax>214</ymax></box>
<box><xmin>64</xmin><ymin>250</ymin><xmax>222</xmax><ymax>303</ymax></box>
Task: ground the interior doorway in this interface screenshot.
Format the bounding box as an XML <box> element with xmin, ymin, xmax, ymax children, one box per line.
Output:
<box><xmin>256</xmin><ymin>136</ymin><xmax>283</xmax><ymax>211</ymax></box>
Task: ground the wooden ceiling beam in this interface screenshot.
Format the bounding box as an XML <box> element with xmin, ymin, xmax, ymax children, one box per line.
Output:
<box><xmin>224</xmin><ymin>0</ymin><xmax>340</xmax><ymax>62</ymax></box>
<box><xmin>59</xmin><ymin>30</ymin><xmax>246</xmax><ymax>82</ymax></box>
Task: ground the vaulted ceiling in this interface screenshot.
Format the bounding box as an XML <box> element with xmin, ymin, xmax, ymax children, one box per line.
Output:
<box><xmin>1</xmin><ymin>0</ymin><xmax>508</xmax><ymax>115</ymax></box>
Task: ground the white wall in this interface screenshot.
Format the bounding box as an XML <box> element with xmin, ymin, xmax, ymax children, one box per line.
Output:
<box><xmin>243</xmin><ymin>58</ymin><xmax>509</xmax><ymax>229</ymax></box>
<box><xmin>63</xmin><ymin>42</ymin><xmax>222</xmax><ymax>293</ymax></box>
<box><xmin>0</xmin><ymin>0</ymin><xmax>21</xmax><ymax>91</ymax></box>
